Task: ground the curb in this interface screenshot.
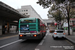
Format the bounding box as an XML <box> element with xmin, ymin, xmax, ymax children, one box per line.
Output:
<box><xmin>65</xmin><ymin>37</ymin><xmax>75</xmax><ymax>45</ymax></box>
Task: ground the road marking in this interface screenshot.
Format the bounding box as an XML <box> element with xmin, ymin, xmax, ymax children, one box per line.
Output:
<box><xmin>39</xmin><ymin>40</ymin><xmax>44</xmax><ymax>45</ymax></box>
<box><xmin>39</xmin><ymin>32</ymin><xmax>49</xmax><ymax>45</ymax></box>
<box><xmin>0</xmin><ymin>40</ymin><xmax>22</xmax><ymax>48</ymax></box>
<box><xmin>65</xmin><ymin>40</ymin><xmax>73</xmax><ymax>45</ymax></box>
<box><xmin>44</xmin><ymin>36</ymin><xmax>46</xmax><ymax>39</ymax></box>
<box><xmin>46</xmin><ymin>33</ymin><xmax>49</xmax><ymax>36</ymax></box>
<box><xmin>35</xmin><ymin>49</ymin><xmax>40</xmax><ymax>50</ymax></box>
<box><xmin>0</xmin><ymin>35</ymin><xmax>18</xmax><ymax>40</ymax></box>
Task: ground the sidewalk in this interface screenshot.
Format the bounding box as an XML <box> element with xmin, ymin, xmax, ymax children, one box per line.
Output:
<box><xmin>65</xmin><ymin>30</ymin><xmax>75</xmax><ymax>45</ymax></box>
<box><xmin>0</xmin><ymin>33</ymin><xmax>18</xmax><ymax>38</ymax></box>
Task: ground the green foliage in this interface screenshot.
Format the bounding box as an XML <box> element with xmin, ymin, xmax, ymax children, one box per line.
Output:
<box><xmin>51</xmin><ymin>5</ymin><xmax>56</xmax><ymax>11</ymax></box>
<box><xmin>70</xmin><ymin>8</ymin><xmax>75</xmax><ymax>18</ymax></box>
<box><xmin>55</xmin><ymin>0</ymin><xmax>65</xmax><ymax>4</ymax></box>
<box><xmin>51</xmin><ymin>10</ymin><xmax>64</xmax><ymax>22</ymax></box>
<box><xmin>36</xmin><ymin>0</ymin><xmax>75</xmax><ymax>8</ymax></box>
<box><xmin>36</xmin><ymin>0</ymin><xmax>75</xmax><ymax>21</ymax></box>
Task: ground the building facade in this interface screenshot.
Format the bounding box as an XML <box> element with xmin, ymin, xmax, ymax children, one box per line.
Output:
<box><xmin>17</xmin><ymin>5</ymin><xmax>44</xmax><ymax>22</ymax></box>
<box><xmin>43</xmin><ymin>18</ymin><xmax>55</xmax><ymax>26</ymax></box>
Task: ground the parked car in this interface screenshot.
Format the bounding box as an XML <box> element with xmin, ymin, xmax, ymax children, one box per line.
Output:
<box><xmin>52</xmin><ymin>30</ymin><xmax>65</xmax><ymax>39</ymax></box>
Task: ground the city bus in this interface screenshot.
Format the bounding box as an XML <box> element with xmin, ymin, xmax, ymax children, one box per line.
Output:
<box><xmin>19</xmin><ymin>18</ymin><xmax>46</xmax><ymax>39</ymax></box>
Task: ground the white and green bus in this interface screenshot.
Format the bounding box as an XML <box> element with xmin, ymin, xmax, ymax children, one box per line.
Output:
<box><xmin>19</xmin><ymin>18</ymin><xmax>46</xmax><ymax>39</ymax></box>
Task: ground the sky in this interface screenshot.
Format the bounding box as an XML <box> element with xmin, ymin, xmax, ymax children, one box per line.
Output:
<box><xmin>0</xmin><ymin>0</ymin><xmax>49</xmax><ymax>19</ymax></box>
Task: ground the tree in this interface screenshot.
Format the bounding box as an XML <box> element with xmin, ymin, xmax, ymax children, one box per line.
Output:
<box><xmin>48</xmin><ymin>3</ymin><xmax>67</xmax><ymax>21</ymax></box>
<box><xmin>37</xmin><ymin>0</ymin><xmax>75</xmax><ymax>8</ymax></box>
<box><xmin>70</xmin><ymin>8</ymin><xmax>75</xmax><ymax>18</ymax></box>
<box><xmin>36</xmin><ymin>0</ymin><xmax>75</xmax><ymax>35</ymax></box>
<box><xmin>48</xmin><ymin>7</ymin><xmax>65</xmax><ymax>22</ymax></box>
<box><xmin>52</xmin><ymin>10</ymin><xmax>61</xmax><ymax>21</ymax></box>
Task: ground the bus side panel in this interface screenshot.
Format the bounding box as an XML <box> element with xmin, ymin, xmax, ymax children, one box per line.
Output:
<box><xmin>19</xmin><ymin>20</ymin><xmax>20</xmax><ymax>33</ymax></box>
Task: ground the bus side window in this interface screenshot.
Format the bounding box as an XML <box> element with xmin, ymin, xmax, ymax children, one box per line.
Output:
<box><xmin>38</xmin><ymin>19</ymin><xmax>40</xmax><ymax>31</ymax></box>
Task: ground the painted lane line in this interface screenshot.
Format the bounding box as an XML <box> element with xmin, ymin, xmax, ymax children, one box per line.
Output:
<box><xmin>39</xmin><ymin>40</ymin><xmax>44</xmax><ymax>45</ymax></box>
<box><xmin>39</xmin><ymin>33</ymin><xmax>49</xmax><ymax>45</ymax></box>
<box><xmin>44</xmin><ymin>33</ymin><xmax>47</xmax><ymax>39</ymax></box>
<box><xmin>44</xmin><ymin>36</ymin><xmax>46</xmax><ymax>39</ymax></box>
<box><xmin>46</xmin><ymin>33</ymin><xmax>49</xmax><ymax>36</ymax></box>
<box><xmin>0</xmin><ymin>40</ymin><xmax>22</xmax><ymax>48</ymax></box>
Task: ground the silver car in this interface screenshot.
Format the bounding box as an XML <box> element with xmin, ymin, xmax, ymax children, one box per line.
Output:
<box><xmin>52</xmin><ymin>30</ymin><xmax>65</xmax><ymax>39</ymax></box>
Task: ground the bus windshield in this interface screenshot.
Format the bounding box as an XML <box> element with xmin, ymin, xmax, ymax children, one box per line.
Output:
<box><xmin>20</xmin><ymin>20</ymin><xmax>36</xmax><ymax>23</ymax></box>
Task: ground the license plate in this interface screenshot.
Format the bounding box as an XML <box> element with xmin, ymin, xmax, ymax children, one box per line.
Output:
<box><xmin>57</xmin><ymin>33</ymin><xmax>63</xmax><ymax>35</ymax></box>
<box><xmin>26</xmin><ymin>33</ymin><xmax>30</xmax><ymax>34</ymax></box>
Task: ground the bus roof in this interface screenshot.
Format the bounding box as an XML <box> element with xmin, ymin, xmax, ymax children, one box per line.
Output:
<box><xmin>20</xmin><ymin>18</ymin><xmax>38</xmax><ymax>20</ymax></box>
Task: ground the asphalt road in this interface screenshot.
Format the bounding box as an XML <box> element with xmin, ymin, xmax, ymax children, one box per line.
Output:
<box><xmin>0</xmin><ymin>30</ymin><xmax>75</xmax><ymax>50</ymax></box>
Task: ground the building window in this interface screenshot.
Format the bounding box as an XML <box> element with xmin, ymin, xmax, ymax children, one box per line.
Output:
<box><xmin>26</xmin><ymin>13</ymin><xmax>28</xmax><ymax>14</ymax></box>
<box><xmin>22</xmin><ymin>10</ymin><xmax>23</xmax><ymax>12</ymax></box>
<box><xmin>23</xmin><ymin>13</ymin><xmax>25</xmax><ymax>15</ymax></box>
<box><xmin>24</xmin><ymin>10</ymin><xmax>25</xmax><ymax>11</ymax></box>
<box><xmin>26</xmin><ymin>10</ymin><xmax>28</xmax><ymax>11</ymax></box>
